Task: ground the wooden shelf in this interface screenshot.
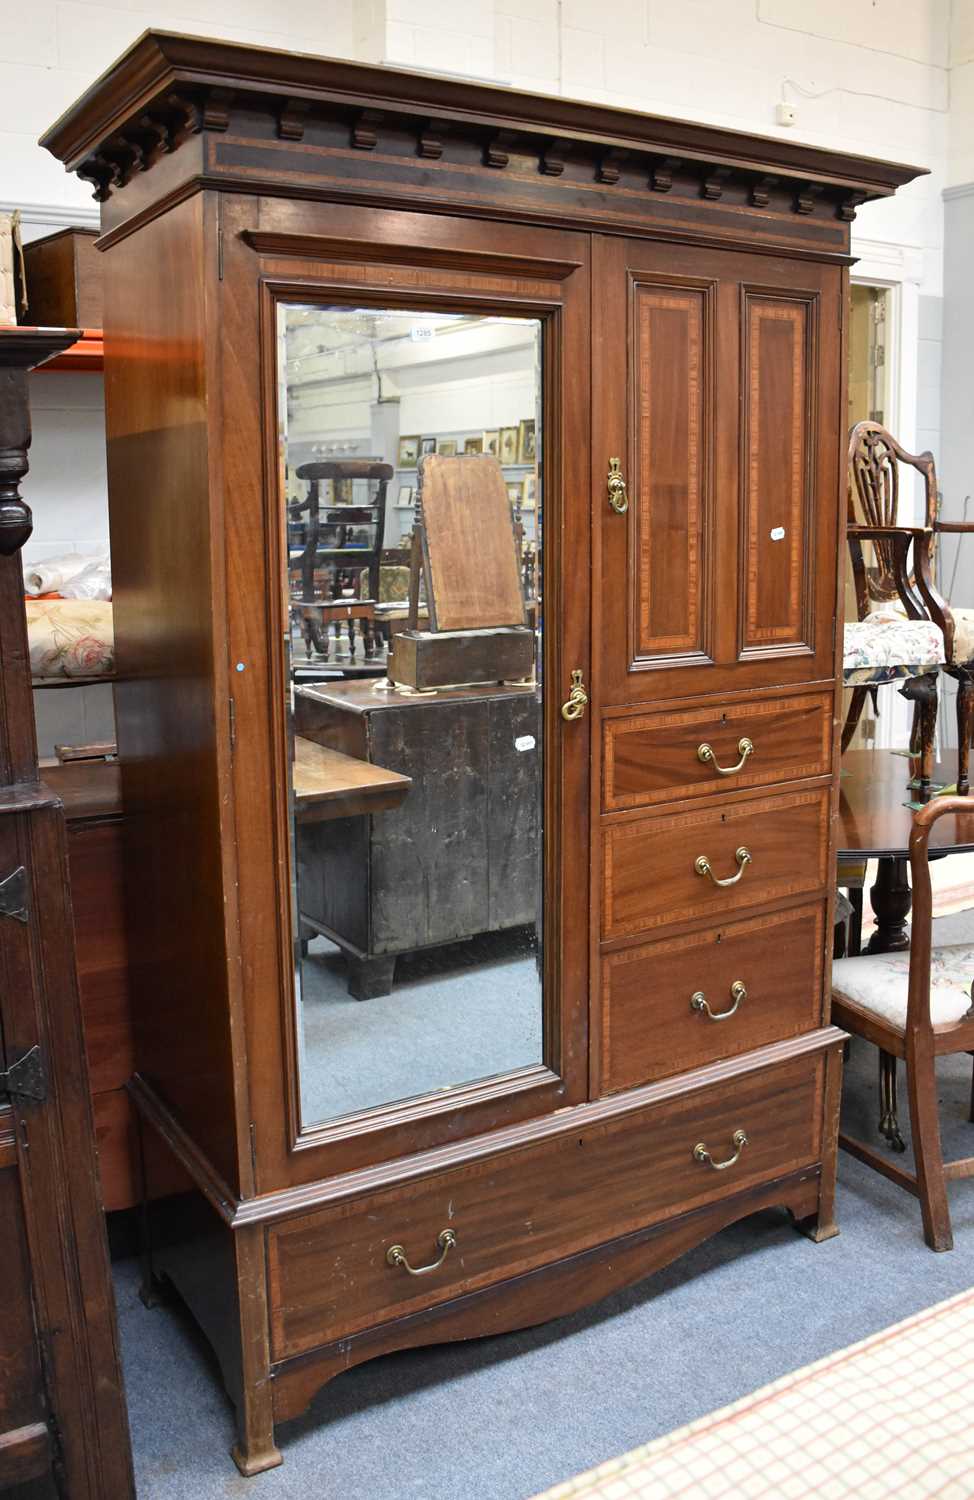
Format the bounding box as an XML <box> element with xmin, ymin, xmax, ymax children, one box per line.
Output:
<box><xmin>35</xmin><ymin>329</ymin><xmax>103</xmax><ymax>372</ymax></box>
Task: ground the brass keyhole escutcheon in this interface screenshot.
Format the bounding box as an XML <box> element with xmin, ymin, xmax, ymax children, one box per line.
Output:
<box><xmin>561</xmin><ymin>668</ymin><xmax>588</xmax><ymax>722</ymax></box>
<box><xmin>607</xmin><ymin>456</ymin><xmax>629</xmax><ymax>514</ymax></box>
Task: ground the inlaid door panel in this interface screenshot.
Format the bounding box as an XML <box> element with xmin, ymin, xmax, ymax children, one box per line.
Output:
<box><xmin>630</xmin><ymin>278</ymin><xmax>713</xmax><ymax>666</ymax></box>
<box><xmin>594</xmin><ymin>237</ymin><xmax>841</xmax><ymax>705</ymax></box>
<box><xmin>741</xmin><ymin>289</ymin><xmax>817</xmax><ymax>659</ymax></box>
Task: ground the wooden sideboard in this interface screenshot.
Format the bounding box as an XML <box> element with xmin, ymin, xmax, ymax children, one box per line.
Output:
<box><xmin>41</xmin><ymin>32</ymin><xmax>923</xmax><ymax>1476</ymax></box>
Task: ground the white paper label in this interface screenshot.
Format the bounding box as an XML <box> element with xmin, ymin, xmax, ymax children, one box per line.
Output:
<box><xmin>770</xmin><ymin>526</ymin><xmax>786</xmax><ymax>541</ymax></box>
<box><xmin>515</xmin><ymin>735</ymin><xmax>536</xmax><ymax>752</ymax></box>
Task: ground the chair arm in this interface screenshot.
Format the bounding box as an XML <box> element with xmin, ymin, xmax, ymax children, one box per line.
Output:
<box><xmin>906</xmin><ymin>797</ymin><xmax>974</xmax><ymax>1034</ymax></box>
<box><xmin>846</xmin><ymin>525</ymin><xmax>936</xmax><ymax>624</ymax></box>
<box><xmin>933</xmin><ymin>522</ymin><xmax>974</xmax><ymax>534</ymax></box>
<box><xmin>848</xmin><ymin>524</ymin><xmax>930</xmax><ymax>539</ymax></box>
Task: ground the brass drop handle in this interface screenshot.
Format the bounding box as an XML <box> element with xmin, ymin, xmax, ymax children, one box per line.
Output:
<box><xmin>694</xmin><ymin>1129</ymin><xmax>748</xmax><ymax>1171</ymax></box>
<box><xmin>385</xmin><ymin>1228</ymin><xmax>457</xmax><ymax>1276</ymax></box>
<box><xmin>697</xmin><ymin>737</ymin><xmax>754</xmax><ymax>776</ymax></box>
<box><xmin>691</xmin><ymin>980</ymin><xmax>747</xmax><ymax>1022</ymax></box>
<box><xmin>607</xmin><ymin>456</ymin><xmax>629</xmax><ymax>515</ymax></box>
<box><xmin>561</xmin><ymin>668</ymin><xmax>588</xmax><ymax>722</ymax></box>
<box><xmin>694</xmin><ymin>847</ymin><xmax>751</xmax><ymax>887</ymax></box>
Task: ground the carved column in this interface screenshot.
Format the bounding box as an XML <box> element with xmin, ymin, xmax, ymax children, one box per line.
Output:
<box><xmin>0</xmin><ymin>331</ymin><xmax>77</xmax><ymax>784</ymax></box>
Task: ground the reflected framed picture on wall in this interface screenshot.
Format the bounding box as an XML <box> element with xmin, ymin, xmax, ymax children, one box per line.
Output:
<box><xmin>420</xmin><ymin>436</ymin><xmax>437</xmax><ymax>457</ymax></box>
<box><xmin>483</xmin><ymin>430</ymin><xmax>499</xmax><ymax>456</ymax></box>
<box><xmin>518</xmin><ymin>419</ymin><xmax>536</xmax><ymax>464</ymax></box>
<box><xmin>438</xmin><ymin>438</ymin><xmax>457</xmax><ymax>457</ymax></box>
<box><xmin>499</xmin><ymin>427</ymin><xmax>518</xmax><ymax>465</ymax></box>
<box><xmin>396</xmin><ymin>485</ymin><xmax>414</xmax><ymax>508</ymax></box>
<box><xmin>506</xmin><ymin>481</ymin><xmax>521</xmax><ymax>507</ymax></box>
<box><xmin>463</xmin><ymin>436</ymin><xmax>484</xmax><ymax>455</ymax></box>
<box><xmin>521</xmin><ymin>475</ymin><xmax>537</xmax><ymax>511</ymax></box>
<box><xmin>398</xmin><ymin>434</ymin><xmax>420</xmax><ymax>467</ymax></box>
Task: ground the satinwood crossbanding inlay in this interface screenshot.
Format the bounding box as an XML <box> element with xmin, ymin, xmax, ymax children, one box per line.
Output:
<box><xmin>633</xmin><ymin>284</ymin><xmax>707</xmax><ymax>661</ymax></box>
<box><xmin>742</xmin><ymin>296</ymin><xmax>813</xmax><ymax>651</ymax></box>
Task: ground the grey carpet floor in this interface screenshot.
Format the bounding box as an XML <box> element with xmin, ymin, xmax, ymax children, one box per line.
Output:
<box><xmin>119</xmin><ymin>909</ymin><xmax>974</xmax><ymax>1499</ymax></box>
<box><xmin>298</xmin><ymin>929</ymin><xmax>542</xmax><ymax>1124</ymax></box>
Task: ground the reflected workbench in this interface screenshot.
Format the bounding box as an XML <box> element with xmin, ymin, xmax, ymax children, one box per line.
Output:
<box><xmin>293</xmin><ymin>678</ymin><xmax>541</xmax><ymax>998</ymax></box>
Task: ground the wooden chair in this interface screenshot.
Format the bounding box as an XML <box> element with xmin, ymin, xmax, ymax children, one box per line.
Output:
<box><xmin>832</xmin><ymin>795</ymin><xmax>974</xmax><ymax>1251</ymax></box>
<box><xmin>290</xmin><ymin>458</ymin><xmax>393</xmax><ymax>659</ymax></box>
<box><xmin>844</xmin><ymin>422</ymin><xmax>949</xmax><ymax>790</ymax></box>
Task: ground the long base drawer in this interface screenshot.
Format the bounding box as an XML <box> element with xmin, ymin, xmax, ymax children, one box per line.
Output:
<box><xmin>267</xmin><ymin>1038</ymin><xmax>832</xmax><ymax>1360</ymax></box>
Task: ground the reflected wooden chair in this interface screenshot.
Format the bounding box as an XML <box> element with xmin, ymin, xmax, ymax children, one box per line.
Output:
<box><xmin>844</xmin><ymin>423</ymin><xmax>949</xmax><ymax>791</ymax></box>
<box><xmin>832</xmin><ymin>796</ymin><xmax>974</xmax><ymax>1251</ymax></box>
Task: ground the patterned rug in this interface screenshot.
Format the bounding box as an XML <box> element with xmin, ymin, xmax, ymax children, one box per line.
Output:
<box><xmin>533</xmin><ymin>1287</ymin><xmax>974</xmax><ymax>1499</ymax></box>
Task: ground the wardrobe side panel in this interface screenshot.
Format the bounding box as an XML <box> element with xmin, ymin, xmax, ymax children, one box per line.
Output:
<box><xmin>102</xmin><ymin>193</ymin><xmax>241</xmax><ymax>1193</ymax></box>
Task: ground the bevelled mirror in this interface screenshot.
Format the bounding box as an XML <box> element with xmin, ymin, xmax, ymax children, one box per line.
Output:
<box><xmin>276</xmin><ymin>303</ymin><xmax>544</xmax><ymax>1128</ymax></box>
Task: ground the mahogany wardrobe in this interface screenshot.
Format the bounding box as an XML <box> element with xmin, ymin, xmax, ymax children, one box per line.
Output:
<box><xmin>43</xmin><ymin>33</ymin><xmax>923</xmax><ymax>1474</ymax></box>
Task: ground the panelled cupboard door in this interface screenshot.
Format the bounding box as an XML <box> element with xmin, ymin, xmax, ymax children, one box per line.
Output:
<box><xmin>219</xmin><ymin>200</ymin><xmax>592</xmax><ymax>1187</ymax></box>
<box><xmin>594</xmin><ymin>237</ymin><xmax>842</xmax><ymax>705</ymax></box>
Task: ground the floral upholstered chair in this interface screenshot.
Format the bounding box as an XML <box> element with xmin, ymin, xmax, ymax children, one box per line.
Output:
<box><xmin>832</xmin><ymin>796</ymin><xmax>974</xmax><ymax>1251</ymax></box>
<box><xmin>845</xmin><ymin>422</ymin><xmax>974</xmax><ymax>793</ymax></box>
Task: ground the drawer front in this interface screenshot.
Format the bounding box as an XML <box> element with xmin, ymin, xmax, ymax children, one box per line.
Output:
<box><xmin>602</xmin><ymin>787</ymin><xmax>829</xmax><ymax>941</ymax></box>
<box><xmin>603</xmin><ymin>692</ymin><xmax>832</xmax><ymax>812</ymax></box>
<box><xmin>600</xmin><ymin>904</ymin><xmax>825</xmax><ymax>1094</ymax></box>
<box><xmin>267</xmin><ymin>1050</ymin><xmax>823</xmax><ymax>1359</ymax></box>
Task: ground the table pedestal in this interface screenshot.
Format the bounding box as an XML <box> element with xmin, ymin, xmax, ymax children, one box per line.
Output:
<box><xmin>865</xmin><ymin>856</ymin><xmax>912</xmax><ymax>954</ymax></box>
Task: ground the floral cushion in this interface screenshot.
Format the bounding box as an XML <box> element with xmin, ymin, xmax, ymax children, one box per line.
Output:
<box><xmin>832</xmin><ymin>944</ymin><xmax>974</xmax><ymax>1029</ymax></box>
<box><xmin>26</xmin><ymin>599</ymin><xmax>114</xmax><ymax>679</ymax></box>
<box><xmin>843</xmin><ymin>607</ymin><xmax>945</xmax><ymax>685</ymax></box>
<box><xmin>950</xmin><ymin>606</ymin><xmax>974</xmax><ymax>664</ymax></box>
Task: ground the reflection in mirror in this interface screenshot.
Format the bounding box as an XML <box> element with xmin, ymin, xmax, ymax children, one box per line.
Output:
<box><xmin>277</xmin><ymin>305</ymin><xmax>544</xmax><ymax>1127</ymax></box>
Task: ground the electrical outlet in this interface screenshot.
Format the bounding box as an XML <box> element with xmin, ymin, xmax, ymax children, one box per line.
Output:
<box><xmin>775</xmin><ymin>102</ymin><xmax>796</xmax><ymax>127</ymax></box>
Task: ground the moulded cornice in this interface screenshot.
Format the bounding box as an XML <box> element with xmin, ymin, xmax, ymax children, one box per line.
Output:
<box><xmin>40</xmin><ymin>29</ymin><xmax>926</xmax><ymax>205</ymax></box>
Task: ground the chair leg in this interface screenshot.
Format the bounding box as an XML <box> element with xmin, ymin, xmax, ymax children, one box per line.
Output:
<box><xmin>905</xmin><ymin>1041</ymin><xmax>953</xmax><ymax>1251</ymax></box>
<box><xmin>956</xmin><ymin>676</ymin><xmax>974</xmax><ymax>796</ymax></box>
<box><xmin>878</xmin><ymin>1049</ymin><xmax>906</xmax><ymax>1152</ymax></box>
<box><xmin>900</xmin><ymin>671</ymin><xmax>938</xmax><ymax>793</ymax></box>
<box><xmin>841</xmin><ymin>687</ymin><xmax>870</xmax><ymax>754</ymax></box>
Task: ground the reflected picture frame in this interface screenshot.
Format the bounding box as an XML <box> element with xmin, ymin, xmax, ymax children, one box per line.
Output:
<box><xmin>398</xmin><ymin>434</ymin><xmax>421</xmax><ymax>467</ymax></box>
<box><xmin>518</xmin><ymin>418</ymin><xmax>536</xmax><ymax>464</ymax></box>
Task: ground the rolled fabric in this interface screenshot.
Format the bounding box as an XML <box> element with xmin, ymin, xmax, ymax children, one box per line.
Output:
<box><xmin>23</xmin><ymin>552</ymin><xmax>94</xmax><ymax>597</ymax></box>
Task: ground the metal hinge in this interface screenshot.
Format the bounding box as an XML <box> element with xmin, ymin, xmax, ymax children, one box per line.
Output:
<box><xmin>229</xmin><ymin>696</ymin><xmax>236</xmax><ymax>753</ymax></box>
<box><xmin>0</xmin><ymin>1046</ymin><xmax>47</xmax><ymax>1103</ymax></box>
<box><xmin>217</xmin><ymin>197</ymin><xmax>225</xmax><ymax>282</ymax></box>
<box><xmin>0</xmin><ymin>866</ymin><xmax>28</xmax><ymax>923</ymax></box>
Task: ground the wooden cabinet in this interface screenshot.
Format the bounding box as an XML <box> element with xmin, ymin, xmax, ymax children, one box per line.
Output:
<box><xmin>41</xmin><ymin>32</ymin><xmax>922</xmax><ymax>1476</ymax></box>
<box><xmin>0</xmin><ymin>332</ymin><xmax>133</xmax><ymax>1498</ymax></box>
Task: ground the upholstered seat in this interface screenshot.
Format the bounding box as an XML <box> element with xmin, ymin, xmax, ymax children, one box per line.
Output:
<box><xmin>833</xmin><ymin>944</ymin><xmax>974</xmax><ymax>1030</ymax></box>
<box><xmin>842</xmin><ymin>607</ymin><xmax>945</xmax><ymax>687</ymax></box>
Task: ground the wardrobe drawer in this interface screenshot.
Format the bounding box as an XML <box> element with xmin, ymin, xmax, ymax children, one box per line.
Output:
<box><xmin>267</xmin><ymin>1048</ymin><xmax>824</xmax><ymax>1360</ymax></box>
<box><xmin>600</xmin><ymin>904</ymin><xmax>826</xmax><ymax>1094</ymax></box>
<box><xmin>603</xmin><ymin>692</ymin><xmax>832</xmax><ymax>812</ymax></box>
<box><xmin>602</xmin><ymin>787</ymin><xmax>830</xmax><ymax>941</ymax></box>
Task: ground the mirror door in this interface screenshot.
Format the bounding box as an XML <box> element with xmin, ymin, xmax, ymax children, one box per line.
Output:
<box><xmin>225</xmin><ymin>207</ymin><xmax>591</xmax><ymax>1185</ymax></box>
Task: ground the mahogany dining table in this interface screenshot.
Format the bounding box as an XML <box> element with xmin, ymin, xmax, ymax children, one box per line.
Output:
<box><xmin>838</xmin><ymin>747</ymin><xmax>974</xmax><ymax>952</ymax></box>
